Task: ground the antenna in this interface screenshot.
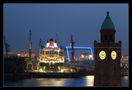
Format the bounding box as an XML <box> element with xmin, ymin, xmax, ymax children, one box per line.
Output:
<box><xmin>39</xmin><ymin>38</ymin><xmax>43</xmax><ymax>49</ymax></box>
<box><xmin>56</xmin><ymin>33</ymin><xmax>61</xmax><ymax>48</ymax></box>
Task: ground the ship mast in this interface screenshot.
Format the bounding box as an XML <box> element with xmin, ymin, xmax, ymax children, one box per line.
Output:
<box><xmin>29</xmin><ymin>29</ymin><xmax>32</xmax><ymax>61</ymax></box>
<box><xmin>26</xmin><ymin>29</ymin><xmax>34</xmax><ymax>71</ymax></box>
<box><xmin>56</xmin><ymin>33</ymin><xmax>61</xmax><ymax>48</ymax></box>
<box><xmin>70</xmin><ymin>34</ymin><xmax>75</xmax><ymax>62</ymax></box>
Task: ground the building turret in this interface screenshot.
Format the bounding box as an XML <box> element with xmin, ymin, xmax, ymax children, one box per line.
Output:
<box><xmin>94</xmin><ymin>11</ymin><xmax>121</xmax><ymax>86</ymax></box>
<box><xmin>100</xmin><ymin>12</ymin><xmax>116</xmax><ymax>43</ymax></box>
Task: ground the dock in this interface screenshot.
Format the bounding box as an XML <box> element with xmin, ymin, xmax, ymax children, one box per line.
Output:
<box><xmin>29</xmin><ymin>72</ymin><xmax>84</xmax><ymax>78</ymax></box>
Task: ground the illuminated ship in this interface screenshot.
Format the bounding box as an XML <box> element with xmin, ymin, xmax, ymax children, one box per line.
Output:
<box><xmin>38</xmin><ymin>38</ymin><xmax>65</xmax><ymax>72</ymax></box>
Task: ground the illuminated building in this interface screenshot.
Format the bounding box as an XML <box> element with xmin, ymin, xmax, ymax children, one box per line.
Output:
<box><xmin>121</xmin><ymin>55</ymin><xmax>128</xmax><ymax>62</ymax></box>
<box><xmin>120</xmin><ymin>55</ymin><xmax>128</xmax><ymax>76</ymax></box>
<box><xmin>4</xmin><ymin>51</ymin><xmax>16</xmax><ymax>57</ymax></box>
<box><xmin>65</xmin><ymin>46</ymin><xmax>93</xmax><ymax>62</ymax></box>
<box><xmin>17</xmin><ymin>50</ymin><xmax>35</xmax><ymax>58</ymax></box>
<box><xmin>79</xmin><ymin>53</ymin><xmax>93</xmax><ymax>60</ymax></box>
<box><xmin>17</xmin><ymin>50</ymin><xmax>27</xmax><ymax>57</ymax></box>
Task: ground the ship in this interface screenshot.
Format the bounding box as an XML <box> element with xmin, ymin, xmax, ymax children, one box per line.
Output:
<box><xmin>30</xmin><ymin>38</ymin><xmax>90</xmax><ymax>78</ymax></box>
<box><xmin>37</xmin><ymin>38</ymin><xmax>65</xmax><ymax>72</ymax></box>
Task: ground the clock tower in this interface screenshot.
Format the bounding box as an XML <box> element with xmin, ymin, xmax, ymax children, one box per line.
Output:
<box><xmin>94</xmin><ymin>12</ymin><xmax>121</xmax><ymax>86</ymax></box>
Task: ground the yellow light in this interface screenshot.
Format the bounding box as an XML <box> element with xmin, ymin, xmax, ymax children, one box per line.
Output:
<box><xmin>85</xmin><ymin>76</ymin><xmax>94</xmax><ymax>86</ymax></box>
<box><xmin>81</xmin><ymin>54</ymin><xmax>84</xmax><ymax>58</ymax></box>
<box><xmin>89</xmin><ymin>55</ymin><xmax>93</xmax><ymax>60</ymax></box>
<box><xmin>70</xmin><ymin>69</ymin><xmax>73</xmax><ymax>72</ymax></box>
<box><xmin>111</xmin><ymin>51</ymin><xmax>117</xmax><ymax>60</ymax></box>
<box><xmin>99</xmin><ymin>50</ymin><xmax>106</xmax><ymax>60</ymax></box>
<box><xmin>61</xmin><ymin>69</ymin><xmax>64</xmax><ymax>72</ymax></box>
<box><xmin>39</xmin><ymin>68</ymin><xmax>43</xmax><ymax>72</ymax></box>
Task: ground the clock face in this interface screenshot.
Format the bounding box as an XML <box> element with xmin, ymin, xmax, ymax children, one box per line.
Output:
<box><xmin>99</xmin><ymin>50</ymin><xmax>106</xmax><ymax>60</ymax></box>
<box><xmin>111</xmin><ymin>51</ymin><xmax>117</xmax><ymax>60</ymax></box>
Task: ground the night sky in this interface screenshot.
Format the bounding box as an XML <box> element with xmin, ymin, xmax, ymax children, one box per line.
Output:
<box><xmin>3</xmin><ymin>4</ymin><xmax>128</xmax><ymax>56</ymax></box>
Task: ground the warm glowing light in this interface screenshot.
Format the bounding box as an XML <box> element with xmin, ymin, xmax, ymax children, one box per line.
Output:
<box><xmin>17</xmin><ymin>54</ymin><xmax>20</xmax><ymax>56</ymax></box>
<box><xmin>60</xmin><ymin>69</ymin><xmax>64</xmax><ymax>72</ymax></box>
<box><xmin>39</xmin><ymin>68</ymin><xmax>43</xmax><ymax>72</ymax></box>
<box><xmin>85</xmin><ymin>76</ymin><xmax>94</xmax><ymax>86</ymax></box>
<box><xmin>70</xmin><ymin>69</ymin><xmax>73</xmax><ymax>72</ymax></box>
<box><xmin>111</xmin><ymin>51</ymin><xmax>117</xmax><ymax>60</ymax></box>
<box><xmin>99</xmin><ymin>50</ymin><xmax>106</xmax><ymax>60</ymax></box>
<box><xmin>58</xmin><ymin>66</ymin><xmax>60</xmax><ymax>70</ymax></box>
<box><xmin>89</xmin><ymin>55</ymin><xmax>93</xmax><ymax>60</ymax></box>
<box><xmin>25</xmin><ymin>54</ymin><xmax>27</xmax><ymax>57</ymax></box>
<box><xmin>81</xmin><ymin>54</ymin><xmax>85</xmax><ymax>58</ymax></box>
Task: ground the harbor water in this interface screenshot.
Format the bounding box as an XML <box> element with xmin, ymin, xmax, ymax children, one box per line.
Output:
<box><xmin>4</xmin><ymin>75</ymin><xmax>128</xmax><ymax>87</ymax></box>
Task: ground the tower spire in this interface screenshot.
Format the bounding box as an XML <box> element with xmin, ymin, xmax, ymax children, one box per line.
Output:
<box><xmin>101</xmin><ymin>11</ymin><xmax>115</xmax><ymax>30</ymax></box>
<box><xmin>107</xmin><ymin>11</ymin><xmax>109</xmax><ymax>15</ymax></box>
<box><xmin>100</xmin><ymin>11</ymin><xmax>116</xmax><ymax>43</ymax></box>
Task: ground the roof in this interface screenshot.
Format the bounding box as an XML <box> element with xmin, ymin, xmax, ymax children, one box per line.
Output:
<box><xmin>101</xmin><ymin>12</ymin><xmax>115</xmax><ymax>30</ymax></box>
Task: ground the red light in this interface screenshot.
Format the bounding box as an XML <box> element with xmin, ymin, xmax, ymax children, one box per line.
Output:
<box><xmin>49</xmin><ymin>41</ymin><xmax>54</xmax><ymax>46</ymax></box>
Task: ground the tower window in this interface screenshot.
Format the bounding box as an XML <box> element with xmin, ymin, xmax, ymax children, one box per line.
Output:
<box><xmin>104</xmin><ymin>35</ymin><xmax>107</xmax><ymax>41</ymax></box>
<box><xmin>109</xmin><ymin>35</ymin><xmax>114</xmax><ymax>42</ymax></box>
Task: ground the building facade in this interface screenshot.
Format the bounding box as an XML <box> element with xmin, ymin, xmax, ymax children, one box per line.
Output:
<box><xmin>94</xmin><ymin>12</ymin><xmax>121</xmax><ymax>86</ymax></box>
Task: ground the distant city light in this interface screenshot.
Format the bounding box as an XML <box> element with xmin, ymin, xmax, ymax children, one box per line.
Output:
<box><xmin>17</xmin><ymin>53</ymin><xmax>20</xmax><ymax>56</ymax></box>
<box><xmin>81</xmin><ymin>54</ymin><xmax>85</xmax><ymax>58</ymax></box>
<box><xmin>89</xmin><ymin>55</ymin><xmax>93</xmax><ymax>60</ymax></box>
<box><xmin>65</xmin><ymin>46</ymin><xmax>94</xmax><ymax>62</ymax></box>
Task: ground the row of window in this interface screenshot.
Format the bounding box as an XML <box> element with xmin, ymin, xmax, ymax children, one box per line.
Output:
<box><xmin>40</xmin><ymin>51</ymin><xmax>63</xmax><ymax>55</ymax></box>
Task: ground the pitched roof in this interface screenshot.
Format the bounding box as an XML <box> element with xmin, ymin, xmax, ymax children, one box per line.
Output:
<box><xmin>101</xmin><ymin>12</ymin><xmax>115</xmax><ymax>30</ymax></box>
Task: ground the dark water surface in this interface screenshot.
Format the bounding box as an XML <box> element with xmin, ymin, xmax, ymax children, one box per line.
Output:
<box><xmin>4</xmin><ymin>76</ymin><xmax>128</xmax><ymax>87</ymax></box>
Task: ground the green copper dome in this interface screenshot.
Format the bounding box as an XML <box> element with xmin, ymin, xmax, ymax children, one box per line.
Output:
<box><xmin>101</xmin><ymin>12</ymin><xmax>115</xmax><ymax>30</ymax></box>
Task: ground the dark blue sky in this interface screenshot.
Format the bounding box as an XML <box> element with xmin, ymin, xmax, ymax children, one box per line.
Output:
<box><xmin>3</xmin><ymin>4</ymin><xmax>128</xmax><ymax>55</ymax></box>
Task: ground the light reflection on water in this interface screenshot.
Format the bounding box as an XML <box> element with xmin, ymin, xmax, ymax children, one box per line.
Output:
<box><xmin>4</xmin><ymin>76</ymin><xmax>128</xmax><ymax>87</ymax></box>
<box><xmin>121</xmin><ymin>76</ymin><xmax>129</xmax><ymax>87</ymax></box>
<box><xmin>84</xmin><ymin>76</ymin><xmax>94</xmax><ymax>86</ymax></box>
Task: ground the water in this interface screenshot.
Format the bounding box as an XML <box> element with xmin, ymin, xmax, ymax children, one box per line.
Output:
<box><xmin>4</xmin><ymin>76</ymin><xmax>128</xmax><ymax>87</ymax></box>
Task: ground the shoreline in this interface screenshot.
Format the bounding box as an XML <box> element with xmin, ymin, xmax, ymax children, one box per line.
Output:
<box><xmin>4</xmin><ymin>71</ymin><xmax>128</xmax><ymax>82</ymax></box>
